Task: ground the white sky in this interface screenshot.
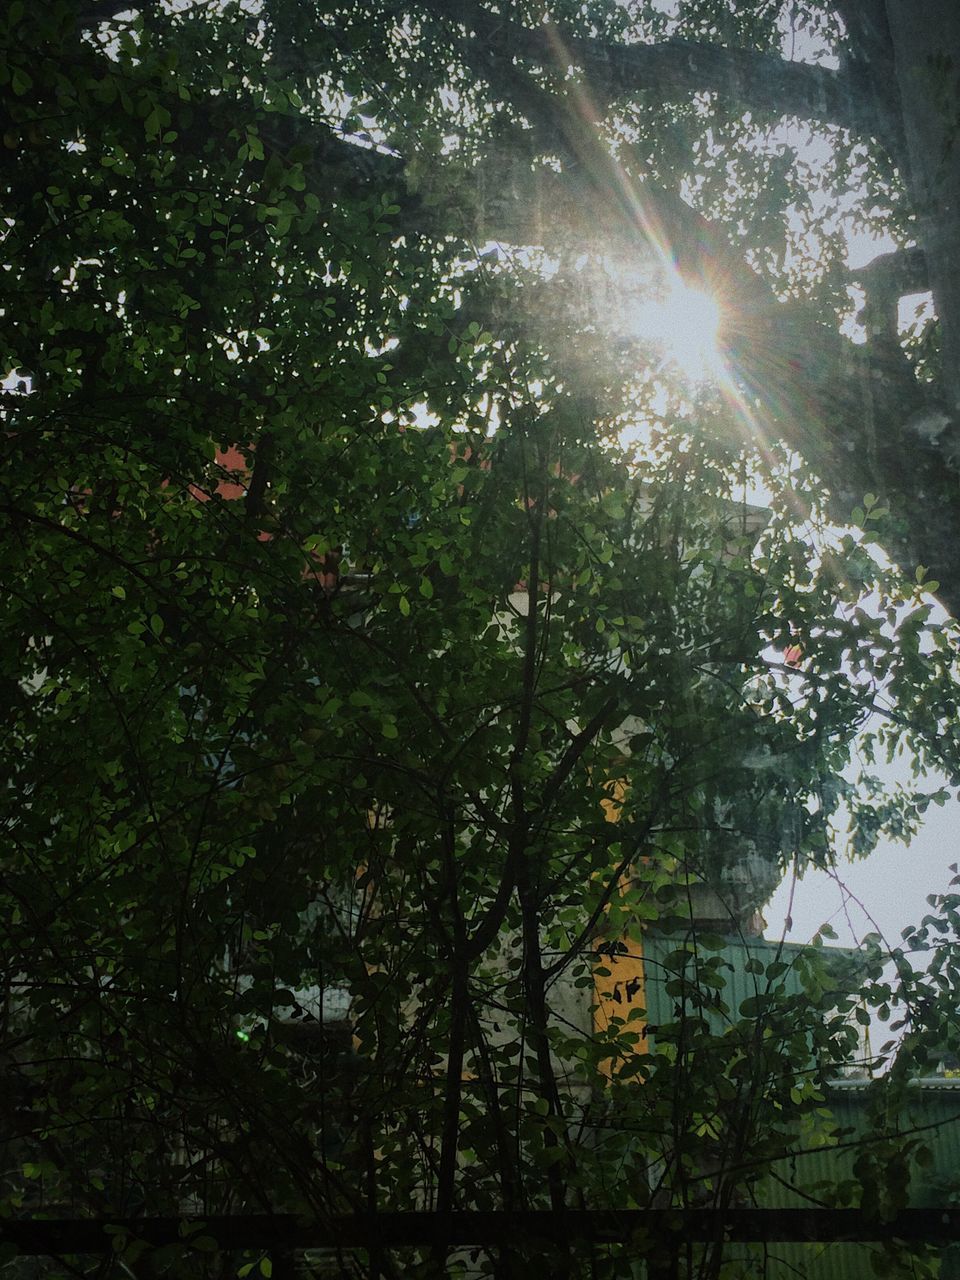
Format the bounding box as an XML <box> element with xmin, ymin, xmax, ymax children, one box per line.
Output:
<box><xmin>764</xmin><ymin>770</ymin><xmax>960</xmax><ymax>952</ymax></box>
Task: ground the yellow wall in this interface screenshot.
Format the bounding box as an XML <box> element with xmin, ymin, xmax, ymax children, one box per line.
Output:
<box><xmin>594</xmin><ymin>780</ymin><xmax>646</xmax><ymax>1078</ymax></box>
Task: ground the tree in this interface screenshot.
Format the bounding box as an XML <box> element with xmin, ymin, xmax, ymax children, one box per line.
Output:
<box><xmin>3</xmin><ymin>2</ymin><xmax>960</xmax><ymax>1278</ymax></box>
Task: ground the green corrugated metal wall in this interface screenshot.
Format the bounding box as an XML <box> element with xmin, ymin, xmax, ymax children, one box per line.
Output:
<box><xmin>640</xmin><ymin>934</ymin><xmax>854</xmax><ymax>1036</ymax></box>
<box><xmin>636</xmin><ymin>933</ymin><xmax>960</xmax><ymax>1278</ymax></box>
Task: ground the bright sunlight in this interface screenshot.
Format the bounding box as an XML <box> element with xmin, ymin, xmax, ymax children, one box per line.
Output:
<box><xmin>626</xmin><ymin>278</ymin><xmax>723</xmax><ymax>383</ymax></box>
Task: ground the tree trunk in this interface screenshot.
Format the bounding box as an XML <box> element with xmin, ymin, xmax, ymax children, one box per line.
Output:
<box><xmin>884</xmin><ymin>0</ymin><xmax>960</xmax><ymax>417</ymax></box>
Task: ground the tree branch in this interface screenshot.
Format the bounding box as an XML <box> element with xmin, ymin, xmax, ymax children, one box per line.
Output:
<box><xmin>418</xmin><ymin>0</ymin><xmax>904</xmax><ymax>147</ymax></box>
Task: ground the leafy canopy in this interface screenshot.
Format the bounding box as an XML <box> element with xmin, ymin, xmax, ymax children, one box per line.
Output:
<box><xmin>2</xmin><ymin>1</ymin><xmax>959</xmax><ymax>1275</ymax></box>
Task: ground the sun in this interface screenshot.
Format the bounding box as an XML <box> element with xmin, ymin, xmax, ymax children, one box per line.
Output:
<box><xmin>626</xmin><ymin>277</ymin><xmax>723</xmax><ymax>383</ymax></box>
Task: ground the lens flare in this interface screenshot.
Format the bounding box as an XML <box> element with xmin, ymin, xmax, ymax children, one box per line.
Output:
<box><xmin>627</xmin><ymin>279</ymin><xmax>723</xmax><ymax>383</ymax></box>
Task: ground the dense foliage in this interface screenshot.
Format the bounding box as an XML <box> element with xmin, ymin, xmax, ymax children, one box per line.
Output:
<box><xmin>2</xmin><ymin>2</ymin><xmax>960</xmax><ymax>1277</ymax></box>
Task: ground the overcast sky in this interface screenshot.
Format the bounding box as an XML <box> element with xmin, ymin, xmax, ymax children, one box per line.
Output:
<box><xmin>764</xmin><ymin>759</ymin><xmax>960</xmax><ymax>952</ymax></box>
